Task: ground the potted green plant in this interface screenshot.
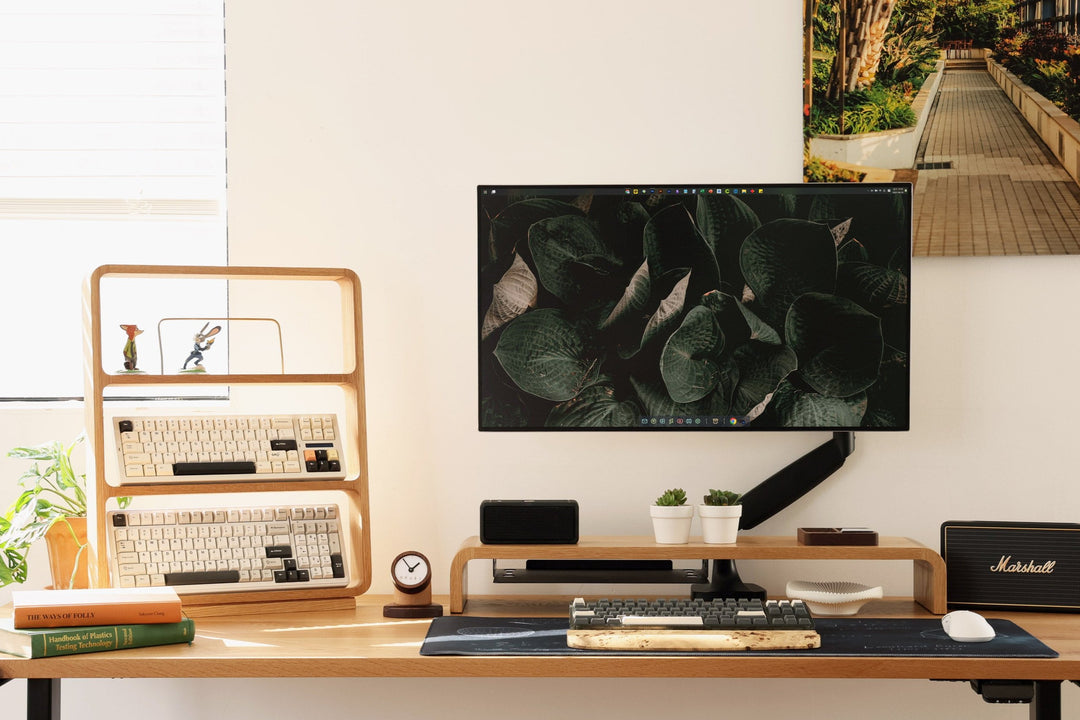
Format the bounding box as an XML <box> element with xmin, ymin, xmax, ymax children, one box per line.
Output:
<box><xmin>699</xmin><ymin>489</ymin><xmax>742</xmax><ymax>544</ymax></box>
<box><xmin>650</xmin><ymin>488</ymin><xmax>693</xmax><ymax>544</ymax></box>
<box><xmin>0</xmin><ymin>435</ymin><xmax>124</xmax><ymax>589</ymax></box>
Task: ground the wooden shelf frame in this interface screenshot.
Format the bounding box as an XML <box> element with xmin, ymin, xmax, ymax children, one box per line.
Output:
<box><xmin>82</xmin><ymin>264</ymin><xmax>371</xmax><ymax>612</ymax></box>
<box><xmin>450</xmin><ymin>535</ymin><xmax>947</xmax><ymax>614</ymax></box>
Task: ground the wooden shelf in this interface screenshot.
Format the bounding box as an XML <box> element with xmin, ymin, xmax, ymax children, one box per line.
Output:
<box><xmin>82</xmin><ymin>264</ymin><xmax>371</xmax><ymax>613</ymax></box>
<box><xmin>95</xmin><ymin>372</ymin><xmax>357</xmax><ymax>386</ymax></box>
<box><xmin>450</xmin><ymin>535</ymin><xmax>947</xmax><ymax>615</ymax></box>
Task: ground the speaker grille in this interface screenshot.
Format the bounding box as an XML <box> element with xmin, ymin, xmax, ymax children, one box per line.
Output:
<box><xmin>480</xmin><ymin>501</ymin><xmax>578</xmax><ymax>544</ymax></box>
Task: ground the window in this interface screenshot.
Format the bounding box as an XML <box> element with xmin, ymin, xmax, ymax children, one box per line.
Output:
<box><xmin>0</xmin><ymin>0</ymin><xmax>227</xmax><ymax>400</ymax></box>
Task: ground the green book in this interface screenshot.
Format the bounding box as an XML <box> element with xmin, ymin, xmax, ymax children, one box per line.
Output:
<box><xmin>0</xmin><ymin>615</ymin><xmax>195</xmax><ymax>658</ymax></box>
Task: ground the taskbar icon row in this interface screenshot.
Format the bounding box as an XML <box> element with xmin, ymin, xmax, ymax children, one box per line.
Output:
<box><xmin>639</xmin><ymin>416</ymin><xmax>749</xmax><ymax>428</ymax></box>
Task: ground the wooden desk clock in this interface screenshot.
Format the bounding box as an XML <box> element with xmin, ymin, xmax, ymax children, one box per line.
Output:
<box><xmin>383</xmin><ymin>551</ymin><xmax>444</xmax><ymax>618</ymax></box>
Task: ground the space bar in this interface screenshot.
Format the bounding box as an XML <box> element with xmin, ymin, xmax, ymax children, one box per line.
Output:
<box><xmin>621</xmin><ymin>616</ymin><xmax>703</xmax><ymax>627</ymax></box>
<box><xmin>173</xmin><ymin>461</ymin><xmax>257</xmax><ymax>475</ymax></box>
<box><xmin>164</xmin><ymin>570</ymin><xmax>241</xmax><ymax>586</ymax></box>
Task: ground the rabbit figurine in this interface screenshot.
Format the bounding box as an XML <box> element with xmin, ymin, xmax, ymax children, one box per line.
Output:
<box><xmin>181</xmin><ymin>322</ymin><xmax>221</xmax><ymax>371</ymax></box>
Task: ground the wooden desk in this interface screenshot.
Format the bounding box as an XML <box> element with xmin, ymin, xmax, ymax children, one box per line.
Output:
<box><xmin>1</xmin><ymin>595</ymin><xmax>1078</xmax><ymax>719</ymax></box>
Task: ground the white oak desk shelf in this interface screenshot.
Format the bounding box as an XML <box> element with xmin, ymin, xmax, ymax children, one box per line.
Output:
<box><xmin>449</xmin><ymin>535</ymin><xmax>947</xmax><ymax>614</ymax></box>
<box><xmin>82</xmin><ymin>265</ymin><xmax>371</xmax><ymax>614</ymax></box>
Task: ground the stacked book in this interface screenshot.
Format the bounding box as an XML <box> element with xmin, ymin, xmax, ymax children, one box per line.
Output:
<box><xmin>0</xmin><ymin>587</ymin><xmax>193</xmax><ymax>658</ymax></box>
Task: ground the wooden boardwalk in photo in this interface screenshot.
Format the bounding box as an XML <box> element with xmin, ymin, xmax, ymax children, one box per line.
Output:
<box><xmin>913</xmin><ymin>65</ymin><xmax>1080</xmax><ymax>256</ymax></box>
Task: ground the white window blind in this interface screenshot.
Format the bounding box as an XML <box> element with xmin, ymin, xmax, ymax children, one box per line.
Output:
<box><xmin>0</xmin><ymin>0</ymin><xmax>227</xmax><ymax>399</ymax></box>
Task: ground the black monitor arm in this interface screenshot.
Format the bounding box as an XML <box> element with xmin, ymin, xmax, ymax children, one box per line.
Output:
<box><xmin>738</xmin><ymin>431</ymin><xmax>855</xmax><ymax>530</ymax></box>
<box><xmin>691</xmin><ymin>431</ymin><xmax>855</xmax><ymax>601</ymax></box>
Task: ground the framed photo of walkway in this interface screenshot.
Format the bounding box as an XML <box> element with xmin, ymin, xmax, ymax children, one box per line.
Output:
<box><xmin>803</xmin><ymin>1</ymin><xmax>1080</xmax><ymax>257</ymax></box>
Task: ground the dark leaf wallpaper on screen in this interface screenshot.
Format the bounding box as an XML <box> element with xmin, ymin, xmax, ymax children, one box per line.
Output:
<box><xmin>479</xmin><ymin>190</ymin><xmax>910</xmax><ymax>430</ymax></box>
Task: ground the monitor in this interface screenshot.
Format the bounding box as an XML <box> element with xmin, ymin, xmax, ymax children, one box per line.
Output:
<box><xmin>479</xmin><ymin>183</ymin><xmax>910</xmax><ymax>434</ymax></box>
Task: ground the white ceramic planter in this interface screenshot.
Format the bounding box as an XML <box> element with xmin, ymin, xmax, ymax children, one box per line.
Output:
<box><xmin>649</xmin><ymin>504</ymin><xmax>694</xmax><ymax>544</ymax></box>
<box><xmin>698</xmin><ymin>504</ymin><xmax>742</xmax><ymax>544</ymax></box>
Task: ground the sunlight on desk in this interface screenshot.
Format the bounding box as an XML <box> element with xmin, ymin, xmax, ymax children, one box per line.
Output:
<box><xmin>375</xmin><ymin>641</ymin><xmax>424</xmax><ymax>649</ymax></box>
<box><xmin>261</xmin><ymin>619</ymin><xmax>431</xmax><ymax>633</ymax></box>
<box><xmin>209</xmin><ymin>637</ymin><xmax>278</xmax><ymax>649</ymax></box>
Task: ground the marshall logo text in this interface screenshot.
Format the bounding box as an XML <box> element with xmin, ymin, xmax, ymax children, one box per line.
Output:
<box><xmin>989</xmin><ymin>555</ymin><xmax>1057</xmax><ymax>574</ymax></box>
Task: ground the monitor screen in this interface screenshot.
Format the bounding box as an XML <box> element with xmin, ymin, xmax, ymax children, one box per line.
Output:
<box><xmin>479</xmin><ymin>183</ymin><xmax>910</xmax><ymax>431</ymax></box>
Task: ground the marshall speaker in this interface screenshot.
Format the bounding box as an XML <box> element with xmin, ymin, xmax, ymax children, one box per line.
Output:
<box><xmin>480</xmin><ymin>500</ymin><xmax>578</xmax><ymax>544</ymax></box>
<box><xmin>941</xmin><ymin>521</ymin><xmax>1080</xmax><ymax>612</ymax></box>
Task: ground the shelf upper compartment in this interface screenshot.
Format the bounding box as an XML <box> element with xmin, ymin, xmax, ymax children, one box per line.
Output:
<box><xmin>85</xmin><ymin>263</ymin><xmax>363</xmax><ymax>379</ymax></box>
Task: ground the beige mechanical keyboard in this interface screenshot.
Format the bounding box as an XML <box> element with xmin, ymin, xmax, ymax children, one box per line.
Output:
<box><xmin>107</xmin><ymin>503</ymin><xmax>348</xmax><ymax>593</ymax></box>
<box><xmin>113</xmin><ymin>413</ymin><xmax>345</xmax><ymax>484</ymax></box>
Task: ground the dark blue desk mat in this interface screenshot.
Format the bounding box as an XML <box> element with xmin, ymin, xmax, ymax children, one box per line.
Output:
<box><xmin>419</xmin><ymin>616</ymin><xmax>1057</xmax><ymax>658</ymax></box>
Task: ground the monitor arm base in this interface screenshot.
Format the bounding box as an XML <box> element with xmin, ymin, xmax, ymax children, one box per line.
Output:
<box><xmin>690</xmin><ymin>559</ymin><xmax>767</xmax><ymax>601</ymax></box>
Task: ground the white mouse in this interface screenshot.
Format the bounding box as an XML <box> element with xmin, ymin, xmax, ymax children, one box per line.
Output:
<box><xmin>942</xmin><ymin>610</ymin><xmax>996</xmax><ymax>642</ymax></box>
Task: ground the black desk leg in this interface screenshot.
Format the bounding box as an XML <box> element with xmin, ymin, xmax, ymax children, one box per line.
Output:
<box><xmin>27</xmin><ymin>678</ymin><xmax>59</xmax><ymax>720</ymax></box>
<box><xmin>1031</xmin><ymin>680</ymin><xmax>1061</xmax><ymax>720</ymax></box>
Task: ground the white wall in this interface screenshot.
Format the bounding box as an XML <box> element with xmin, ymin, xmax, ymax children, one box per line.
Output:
<box><xmin>2</xmin><ymin>1</ymin><xmax>1079</xmax><ymax>717</ymax></box>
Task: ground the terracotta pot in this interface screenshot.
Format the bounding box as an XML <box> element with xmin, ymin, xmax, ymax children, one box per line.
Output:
<box><xmin>44</xmin><ymin>516</ymin><xmax>91</xmax><ymax>589</ymax></box>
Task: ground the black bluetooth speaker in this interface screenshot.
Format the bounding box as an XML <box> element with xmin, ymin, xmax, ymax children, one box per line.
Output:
<box><xmin>941</xmin><ymin>521</ymin><xmax>1080</xmax><ymax>612</ymax></box>
<box><xmin>480</xmin><ymin>500</ymin><xmax>579</xmax><ymax>545</ymax></box>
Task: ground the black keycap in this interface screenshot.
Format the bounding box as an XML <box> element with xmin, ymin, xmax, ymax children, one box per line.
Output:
<box><xmin>173</xmin><ymin>461</ymin><xmax>257</xmax><ymax>476</ymax></box>
<box><xmin>274</xmin><ymin>570</ymin><xmax>287</xmax><ymax>583</ymax></box>
<box><xmin>306</xmin><ymin>461</ymin><xmax>318</xmax><ymax>472</ymax></box>
<box><xmin>283</xmin><ymin>559</ymin><xmax>297</xmax><ymax>571</ymax></box>
<box><xmin>118</xmin><ymin>420</ymin><xmax>134</xmax><ymax>432</ymax></box>
<box><xmin>112</xmin><ymin>514</ymin><xmax>127</xmax><ymax>527</ymax></box>
<box><xmin>270</xmin><ymin>439</ymin><xmax>298</xmax><ymax>452</ymax></box>
<box><xmin>265</xmin><ymin>545</ymin><xmax>293</xmax><ymax>558</ymax></box>
<box><xmin>330</xmin><ymin>552</ymin><xmax>345</xmax><ymax>578</ymax></box>
<box><xmin>297</xmin><ymin>570</ymin><xmax>310</xmax><ymax>582</ymax></box>
<box><xmin>164</xmin><ymin>570</ymin><xmax>240</xmax><ymax>585</ymax></box>
<box><xmin>328</xmin><ymin>460</ymin><xmax>341</xmax><ymax>472</ymax></box>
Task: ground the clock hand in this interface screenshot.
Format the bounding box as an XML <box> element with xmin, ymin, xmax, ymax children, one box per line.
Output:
<box><xmin>406</xmin><ymin>560</ymin><xmax>420</xmax><ymax>572</ymax></box>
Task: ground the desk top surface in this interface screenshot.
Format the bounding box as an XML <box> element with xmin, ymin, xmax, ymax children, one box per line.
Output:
<box><xmin>1</xmin><ymin>595</ymin><xmax>1078</xmax><ymax>681</ymax></box>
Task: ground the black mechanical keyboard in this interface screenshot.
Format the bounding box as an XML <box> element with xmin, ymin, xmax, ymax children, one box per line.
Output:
<box><xmin>113</xmin><ymin>413</ymin><xmax>345</xmax><ymax>484</ymax></box>
<box><xmin>570</xmin><ymin>597</ymin><xmax>815</xmax><ymax>629</ymax></box>
<box><xmin>567</xmin><ymin>597</ymin><xmax>820</xmax><ymax>651</ymax></box>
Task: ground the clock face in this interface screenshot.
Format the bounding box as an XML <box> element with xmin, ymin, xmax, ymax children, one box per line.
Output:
<box><xmin>391</xmin><ymin>551</ymin><xmax>431</xmax><ymax>591</ymax></box>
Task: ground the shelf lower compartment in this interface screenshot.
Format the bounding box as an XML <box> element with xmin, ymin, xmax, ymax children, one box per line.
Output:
<box><xmin>492</xmin><ymin>559</ymin><xmax>709</xmax><ymax>585</ymax></box>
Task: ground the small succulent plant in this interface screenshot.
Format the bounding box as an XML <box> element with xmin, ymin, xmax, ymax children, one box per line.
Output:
<box><xmin>703</xmin><ymin>489</ymin><xmax>742</xmax><ymax>506</ymax></box>
<box><xmin>655</xmin><ymin>488</ymin><xmax>688</xmax><ymax>506</ymax></box>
